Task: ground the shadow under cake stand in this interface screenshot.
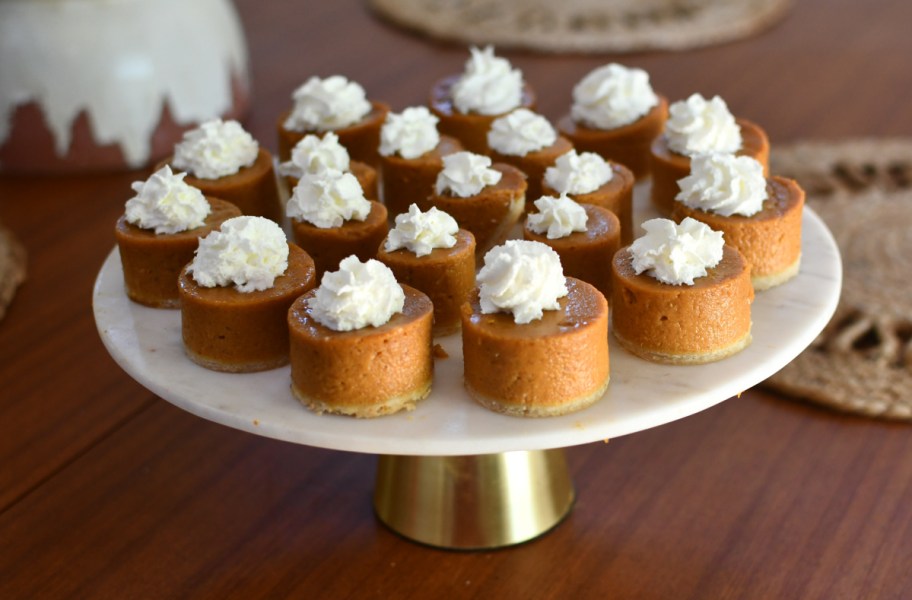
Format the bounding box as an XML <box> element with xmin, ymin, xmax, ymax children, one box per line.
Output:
<box><xmin>93</xmin><ymin>205</ymin><xmax>841</xmax><ymax>550</ymax></box>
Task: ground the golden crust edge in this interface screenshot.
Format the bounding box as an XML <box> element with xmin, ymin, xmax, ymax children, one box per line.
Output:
<box><xmin>466</xmin><ymin>375</ymin><xmax>610</xmax><ymax>418</ymax></box>
<box><xmin>292</xmin><ymin>379</ymin><xmax>433</xmax><ymax>418</ymax></box>
<box><xmin>613</xmin><ymin>328</ymin><xmax>753</xmax><ymax>366</ymax></box>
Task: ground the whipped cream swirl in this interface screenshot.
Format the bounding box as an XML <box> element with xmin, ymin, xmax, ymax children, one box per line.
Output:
<box><xmin>278</xmin><ymin>132</ymin><xmax>351</xmax><ymax>179</ymax></box>
<box><xmin>676</xmin><ymin>153</ymin><xmax>768</xmax><ymax>217</ymax></box>
<box><xmin>385</xmin><ymin>204</ymin><xmax>459</xmax><ymax>257</ymax></box>
<box><xmin>435</xmin><ymin>151</ymin><xmax>502</xmax><ymax>197</ymax></box>
<box><xmin>188</xmin><ymin>216</ymin><xmax>289</xmax><ymax>292</ymax></box>
<box><xmin>526</xmin><ymin>195</ymin><xmax>588</xmax><ymax>240</ymax></box>
<box><xmin>571</xmin><ymin>63</ymin><xmax>659</xmax><ymax>130</ymax></box>
<box><xmin>171</xmin><ymin>118</ymin><xmax>258</xmax><ymax>180</ymax></box>
<box><xmin>665</xmin><ymin>94</ymin><xmax>742</xmax><ymax>156</ymax></box>
<box><xmin>451</xmin><ymin>45</ymin><xmax>524</xmax><ymax>116</ymax></box>
<box><xmin>478</xmin><ymin>240</ymin><xmax>568</xmax><ymax>324</ymax></box>
<box><xmin>379</xmin><ymin>106</ymin><xmax>440</xmax><ymax>160</ymax></box>
<box><xmin>283</xmin><ymin>75</ymin><xmax>371</xmax><ymax>132</ymax></box>
<box><xmin>287</xmin><ymin>169</ymin><xmax>371</xmax><ymax>229</ymax></box>
<box><xmin>308</xmin><ymin>256</ymin><xmax>405</xmax><ymax>331</ymax></box>
<box><xmin>487</xmin><ymin>108</ymin><xmax>557</xmax><ymax>157</ymax></box>
<box><xmin>125</xmin><ymin>165</ymin><xmax>210</xmax><ymax>234</ymax></box>
<box><xmin>544</xmin><ymin>150</ymin><xmax>613</xmax><ymax>195</ymax></box>
<box><xmin>630</xmin><ymin>217</ymin><xmax>724</xmax><ymax>286</ymax></box>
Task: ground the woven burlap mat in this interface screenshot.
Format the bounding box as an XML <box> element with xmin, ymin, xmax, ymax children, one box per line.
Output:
<box><xmin>763</xmin><ymin>139</ymin><xmax>912</xmax><ymax>421</ymax></box>
<box><xmin>369</xmin><ymin>0</ymin><xmax>791</xmax><ymax>53</ymax></box>
<box><xmin>0</xmin><ymin>222</ymin><xmax>27</xmax><ymax>322</ymax></box>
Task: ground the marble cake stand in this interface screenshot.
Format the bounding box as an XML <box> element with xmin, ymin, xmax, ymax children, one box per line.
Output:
<box><xmin>93</xmin><ymin>204</ymin><xmax>841</xmax><ymax>549</ymax></box>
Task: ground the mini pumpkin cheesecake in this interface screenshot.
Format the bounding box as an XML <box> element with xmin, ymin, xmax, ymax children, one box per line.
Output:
<box><xmin>523</xmin><ymin>198</ymin><xmax>620</xmax><ymax>299</ymax></box>
<box><xmin>276</xmin><ymin>75</ymin><xmax>389</xmax><ymax>166</ymax></box>
<box><xmin>376</xmin><ymin>204</ymin><xmax>476</xmax><ymax>336</ymax></box>
<box><xmin>461</xmin><ymin>240</ymin><xmax>609</xmax><ymax>417</ymax></box>
<box><xmin>611</xmin><ymin>218</ymin><xmax>754</xmax><ymax>364</ymax></box>
<box><xmin>429</xmin><ymin>45</ymin><xmax>536</xmax><ymax>155</ymax></box>
<box><xmin>289</xmin><ymin>257</ymin><xmax>433</xmax><ymax>418</ymax></box>
<box><xmin>162</xmin><ymin>118</ymin><xmax>281</xmax><ymax>222</ymax></box>
<box><xmin>286</xmin><ymin>169</ymin><xmax>388</xmax><ymax>278</ymax></box>
<box><xmin>285</xmin><ymin>162</ymin><xmax>376</xmax><ymax>201</ymax></box>
<box><xmin>671</xmin><ymin>153</ymin><xmax>804</xmax><ymax>291</ymax></box>
<box><xmin>540</xmin><ymin>149</ymin><xmax>636</xmax><ymax>245</ymax></box>
<box><xmin>557</xmin><ymin>63</ymin><xmax>668</xmax><ymax>180</ymax></box>
<box><xmin>487</xmin><ymin>108</ymin><xmax>573</xmax><ymax>208</ymax></box>
<box><xmin>278</xmin><ymin>132</ymin><xmax>378</xmax><ymax>200</ymax></box>
<box><xmin>179</xmin><ymin>217</ymin><xmax>316</xmax><ymax>372</ymax></box>
<box><xmin>378</xmin><ymin>106</ymin><xmax>463</xmax><ymax>219</ymax></box>
<box><xmin>116</xmin><ymin>166</ymin><xmax>241</xmax><ymax>308</ymax></box>
<box><xmin>421</xmin><ymin>152</ymin><xmax>526</xmax><ymax>256</ymax></box>
<box><xmin>650</xmin><ymin>95</ymin><xmax>770</xmax><ymax>217</ymax></box>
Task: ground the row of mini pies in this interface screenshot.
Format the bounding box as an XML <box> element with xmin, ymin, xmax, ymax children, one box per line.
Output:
<box><xmin>116</xmin><ymin>164</ymin><xmax>758</xmax><ymax>420</ymax></box>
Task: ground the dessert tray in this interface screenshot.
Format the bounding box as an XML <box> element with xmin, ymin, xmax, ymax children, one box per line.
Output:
<box><xmin>93</xmin><ymin>189</ymin><xmax>842</xmax><ymax>456</ymax></box>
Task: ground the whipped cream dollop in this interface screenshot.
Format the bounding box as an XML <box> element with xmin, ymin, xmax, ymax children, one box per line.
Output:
<box><xmin>379</xmin><ymin>106</ymin><xmax>440</xmax><ymax>160</ymax></box>
<box><xmin>124</xmin><ymin>165</ymin><xmax>210</xmax><ymax>234</ymax></box>
<box><xmin>283</xmin><ymin>75</ymin><xmax>371</xmax><ymax>132</ymax></box>
<box><xmin>676</xmin><ymin>153</ymin><xmax>768</xmax><ymax>217</ymax></box>
<box><xmin>477</xmin><ymin>240</ymin><xmax>568</xmax><ymax>324</ymax></box>
<box><xmin>630</xmin><ymin>217</ymin><xmax>724</xmax><ymax>286</ymax></box>
<box><xmin>571</xmin><ymin>63</ymin><xmax>659</xmax><ymax>130</ymax></box>
<box><xmin>665</xmin><ymin>94</ymin><xmax>742</xmax><ymax>156</ymax></box>
<box><xmin>308</xmin><ymin>256</ymin><xmax>405</xmax><ymax>331</ymax></box>
<box><xmin>385</xmin><ymin>204</ymin><xmax>459</xmax><ymax>257</ymax></box>
<box><xmin>287</xmin><ymin>169</ymin><xmax>371</xmax><ymax>228</ymax></box>
<box><xmin>487</xmin><ymin>108</ymin><xmax>557</xmax><ymax>157</ymax></box>
<box><xmin>171</xmin><ymin>118</ymin><xmax>259</xmax><ymax>180</ymax></box>
<box><xmin>451</xmin><ymin>45</ymin><xmax>524</xmax><ymax>116</ymax></box>
<box><xmin>544</xmin><ymin>150</ymin><xmax>613</xmax><ymax>195</ymax></box>
<box><xmin>526</xmin><ymin>195</ymin><xmax>588</xmax><ymax>240</ymax></box>
<box><xmin>188</xmin><ymin>216</ymin><xmax>289</xmax><ymax>292</ymax></box>
<box><xmin>435</xmin><ymin>151</ymin><xmax>502</xmax><ymax>197</ymax></box>
<box><xmin>278</xmin><ymin>132</ymin><xmax>351</xmax><ymax>179</ymax></box>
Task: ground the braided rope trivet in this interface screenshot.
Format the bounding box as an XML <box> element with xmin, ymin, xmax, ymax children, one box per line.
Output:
<box><xmin>369</xmin><ymin>0</ymin><xmax>791</xmax><ymax>54</ymax></box>
<box><xmin>765</xmin><ymin>139</ymin><xmax>912</xmax><ymax>420</ymax></box>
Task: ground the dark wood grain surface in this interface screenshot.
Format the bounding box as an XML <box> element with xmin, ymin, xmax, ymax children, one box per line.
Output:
<box><xmin>2</xmin><ymin>0</ymin><xmax>911</xmax><ymax>597</ymax></box>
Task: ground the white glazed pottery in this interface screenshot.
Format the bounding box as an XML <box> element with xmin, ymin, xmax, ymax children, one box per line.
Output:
<box><xmin>0</xmin><ymin>0</ymin><xmax>250</xmax><ymax>173</ymax></box>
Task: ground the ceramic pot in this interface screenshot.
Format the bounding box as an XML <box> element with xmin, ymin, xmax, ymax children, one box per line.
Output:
<box><xmin>0</xmin><ymin>0</ymin><xmax>251</xmax><ymax>173</ymax></box>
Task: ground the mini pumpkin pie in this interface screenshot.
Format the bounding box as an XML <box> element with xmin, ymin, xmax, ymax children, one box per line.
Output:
<box><xmin>277</xmin><ymin>75</ymin><xmax>389</xmax><ymax>166</ymax></box>
<box><xmin>523</xmin><ymin>196</ymin><xmax>620</xmax><ymax>299</ymax></box>
<box><xmin>650</xmin><ymin>94</ymin><xmax>770</xmax><ymax>216</ymax></box>
<box><xmin>278</xmin><ymin>132</ymin><xmax>378</xmax><ymax>200</ymax></box>
<box><xmin>429</xmin><ymin>45</ymin><xmax>536</xmax><ymax>155</ymax></box>
<box><xmin>671</xmin><ymin>153</ymin><xmax>804</xmax><ymax>291</ymax></box>
<box><xmin>487</xmin><ymin>108</ymin><xmax>573</xmax><ymax>209</ymax></box>
<box><xmin>115</xmin><ymin>166</ymin><xmax>242</xmax><ymax>308</ymax></box>
<box><xmin>462</xmin><ymin>240</ymin><xmax>609</xmax><ymax>417</ymax></box>
<box><xmin>377</xmin><ymin>204</ymin><xmax>476</xmax><ymax>336</ymax></box>
<box><xmin>289</xmin><ymin>257</ymin><xmax>433</xmax><ymax>418</ymax></box>
<box><xmin>540</xmin><ymin>149</ymin><xmax>635</xmax><ymax>245</ymax></box>
<box><xmin>611</xmin><ymin>218</ymin><xmax>754</xmax><ymax>364</ymax></box>
<box><xmin>422</xmin><ymin>151</ymin><xmax>526</xmax><ymax>255</ymax></box>
<box><xmin>179</xmin><ymin>216</ymin><xmax>316</xmax><ymax>372</ymax></box>
<box><xmin>378</xmin><ymin>106</ymin><xmax>463</xmax><ymax>219</ymax></box>
<box><xmin>162</xmin><ymin>118</ymin><xmax>282</xmax><ymax>222</ymax></box>
<box><xmin>557</xmin><ymin>63</ymin><xmax>668</xmax><ymax>180</ymax></box>
<box><xmin>287</xmin><ymin>169</ymin><xmax>389</xmax><ymax>278</ymax></box>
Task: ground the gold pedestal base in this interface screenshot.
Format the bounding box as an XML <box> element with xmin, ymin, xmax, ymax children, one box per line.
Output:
<box><xmin>373</xmin><ymin>449</ymin><xmax>574</xmax><ymax>550</ymax></box>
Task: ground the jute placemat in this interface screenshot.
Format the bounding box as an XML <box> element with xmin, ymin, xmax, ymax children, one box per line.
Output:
<box><xmin>369</xmin><ymin>0</ymin><xmax>791</xmax><ymax>53</ymax></box>
<box><xmin>0</xmin><ymin>222</ymin><xmax>26</xmax><ymax>322</ymax></box>
<box><xmin>764</xmin><ymin>139</ymin><xmax>912</xmax><ymax>420</ymax></box>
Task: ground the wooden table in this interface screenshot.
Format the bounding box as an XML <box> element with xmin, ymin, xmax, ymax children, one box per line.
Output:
<box><xmin>2</xmin><ymin>0</ymin><xmax>911</xmax><ymax>597</ymax></box>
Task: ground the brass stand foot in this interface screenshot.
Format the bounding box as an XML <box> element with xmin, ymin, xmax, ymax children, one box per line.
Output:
<box><xmin>373</xmin><ymin>449</ymin><xmax>574</xmax><ymax>550</ymax></box>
